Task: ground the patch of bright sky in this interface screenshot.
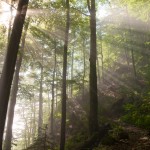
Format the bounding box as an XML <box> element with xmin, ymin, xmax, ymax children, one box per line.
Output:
<box><xmin>0</xmin><ymin>1</ymin><xmax>16</xmax><ymax>27</ymax></box>
<box><xmin>97</xmin><ymin>4</ymin><xmax>110</xmax><ymax>19</ymax></box>
<box><xmin>0</xmin><ymin>1</ymin><xmax>10</xmax><ymax>26</ymax></box>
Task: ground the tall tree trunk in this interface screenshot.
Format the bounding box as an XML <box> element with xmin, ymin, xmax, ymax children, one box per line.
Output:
<box><xmin>51</xmin><ymin>41</ymin><xmax>57</xmax><ymax>138</ymax></box>
<box><xmin>82</xmin><ymin>39</ymin><xmax>86</xmax><ymax>100</ymax></box>
<box><xmin>87</xmin><ymin>0</ymin><xmax>99</xmax><ymax>135</ymax></box>
<box><xmin>124</xmin><ymin>49</ymin><xmax>130</xmax><ymax>70</ymax></box>
<box><xmin>22</xmin><ymin>107</ymin><xmax>27</xmax><ymax>149</ymax></box>
<box><xmin>70</xmin><ymin>35</ymin><xmax>75</xmax><ymax>98</ymax></box>
<box><xmin>24</xmin><ymin>124</ymin><xmax>28</xmax><ymax>149</ymax></box>
<box><xmin>100</xmin><ymin>31</ymin><xmax>104</xmax><ymax>82</ymax></box>
<box><xmin>38</xmin><ymin>55</ymin><xmax>43</xmax><ymax>137</ymax></box>
<box><xmin>48</xmin><ymin>88</ymin><xmax>51</xmax><ymax>114</ymax></box>
<box><xmin>70</xmin><ymin>48</ymin><xmax>74</xmax><ymax>98</ymax></box>
<box><xmin>131</xmin><ymin>49</ymin><xmax>137</xmax><ymax>78</ymax></box>
<box><xmin>126</xmin><ymin>7</ymin><xmax>137</xmax><ymax>79</ymax></box>
<box><xmin>0</xmin><ymin>0</ymin><xmax>29</xmax><ymax>148</ymax></box>
<box><xmin>60</xmin><ymin>0</ymin><xmax>70</xmax><ymax>150</ymax></box>
<box><xmin>3</xmin><ymin>18</ymin><xmax>29</xmax><ymax>150</ymax></box>
<box><xmin>32</xmin><ymin>97</ymin><xmax>36</xmax><ymax>142</ymax></box>
<box><xmin>55</xmin><ymin>70</ymin><xmax>58</xmax><ymax>108</ymax></box>
<box><xmin>97</xmin><ymin>56</ymin><xmax>101</xmax><ymax>84</ymax></box>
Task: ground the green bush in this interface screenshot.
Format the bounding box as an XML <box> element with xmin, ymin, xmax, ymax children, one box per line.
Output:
<box><xmin>65</xmin><ymin>132</ymin><xmax>88</xmax><ymax>150</ymax></box>
<box><xmin>122</xmin><ymin>101</ymin><xmax>150</xmax><ymax>129</ymax></box>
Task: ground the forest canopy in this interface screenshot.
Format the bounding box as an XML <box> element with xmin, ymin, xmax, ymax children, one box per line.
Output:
<box><xmin>0</xmin><ymin>0</ymin><xmax>150</xmax><ymax>150</ymax></box>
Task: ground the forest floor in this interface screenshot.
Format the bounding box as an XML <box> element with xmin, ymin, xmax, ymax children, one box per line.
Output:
<box><xmin>98</xmin><ymin>119</ymin><xmax>150</xmax><ymax>150</ymax></box>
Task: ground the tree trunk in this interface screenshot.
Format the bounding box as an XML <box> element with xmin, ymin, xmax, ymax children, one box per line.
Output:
<box><xmin>3</xmin><ymin>18</ymin><xmax>29</xmax><ymax>150</ymax></box>
<box><xmin>131</xmin><ymin>49</ymin><xmax>137</xmax><ymax>78</ymax></box>
<box><xmin>51</xmin><ymin>41</ymin><xmax>57</xmax><ymax>138</ymax></box>
<box><xmin>55</xmin><ymin>70</ymin><xmax>58</xmax><ymax>108</ymax></box>
<box><xmin>60</xmin><ymin>0</ymin><xmax>70</xmax><ymax>150</ymax></box>
<box><xmin>32</xmin><ymin>97</ymin><xmax>36</xmax><ymax>142</ymax></box>
<box><xmin>70</xmin><ymin>36</ymin><xmax>75</xmax><ymax>98</ymax></box>
<box><xmin>100</xmin><ymin>31</ymin><xmax>104</xmax><ymax>82</ymax></box>
<box><xmin>22</xmin><ymin>107</ymin><xmax>28</xmax><ymax>149</ymax></box>
<box><xmin>126</xmin><ymin>7</ymin><xmax>137</xmax><ymax>79</ymax></box>
<box><xmin>88</xmin><ymin>0</ymin><xmax>99</xmax><ymax>135</ymax></box>
<box><xmin>38</xmin><ymin>56</ymin><xmax>44</xmax><ymax>137</ymax></box>
<box><xmin>97</xmin><ymin>55</ymin><xmax>101</xmax><ymax>85</ymax></box>
<box><xmin>82</xmin><ymin>39</ymin><xmax>86</xmax><ymax>100</ymax></box>
<box><xmin>0</xmin><ymin>0</ymin><xmax>29</xmax><ymax>148</ymax></box>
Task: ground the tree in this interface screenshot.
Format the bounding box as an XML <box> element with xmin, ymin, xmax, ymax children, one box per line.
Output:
<box><xmin>0</xmin><ymin>0</ymin><xmax>29</xmax><ymax>148</ymax></box>
<box><xmin>87</xmin><ymin>0</ymin><xmax>99</xmax><ymax>135</ymax></box>
<box><xmin>60</xmin><ymin>0</ymin><xmax>70</xmax><ymax>149</ymax></box>
<box><xmin>38</xmin><ymin>53</ymin><xmax>44</xmax><ymax>137</ymax></box>
<box><xmin>50</xmin><ymin>40</ymin><xmax>57</xmax><ymax>139</ymax></box>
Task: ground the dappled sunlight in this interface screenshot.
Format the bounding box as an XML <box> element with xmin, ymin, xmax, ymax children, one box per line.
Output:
<box><xmin>0</xmin><ymin>0</ymin><xmax>150</xmax><ymax>149</ymax></box>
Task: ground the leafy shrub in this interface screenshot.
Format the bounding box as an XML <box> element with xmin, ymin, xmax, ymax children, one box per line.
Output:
<box><xmin>65</xmin><ymin>132</ymin><xmax>88</xmax><ymax>150</ymax></box>
<box><xmin>122</xmin><ymin>101</ymin><xmax>150</xmax><ymax>129</ymax></box>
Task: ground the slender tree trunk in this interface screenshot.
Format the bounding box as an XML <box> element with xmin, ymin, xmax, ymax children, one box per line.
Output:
<box><xmin>131</xmin><ymin>49</ymin><xmax>137</xmax><ymax>78</ymax></box>
<box><xmin>70</xmin><ymin>49</ymin><xmax>74</xmax><ymax>98</ymax></box>
<box><xmin>87</xmin><ymin>0</ymin><xmax>99</xmax><ymax>135</ymax></box>
<box><xmin>124</xmin><ymin>49</ymin><xmax>130</xmax><ymax>70</ymax></box>
<box><xmin>24</xmin><ymin>124</ymin><xmax>28</xmax><ymax>149</ymax></box>
<box><xmin>38</xmin><ymin>56</ymin><xmax>43</xmax><ymax>137</ymax></box>
<box><xmin>0</xmin><ymin>0</ymin><xmax>29</xmax><ymax>148</ymax></box>
<box><xmin>27</xmin><ymin>123</ymin><xmax>30</xmax><ymax>146</ymax></box>
<box><xmin>97</xmin><ymin>56</ymin><xmax>101</xmax><ymax>84</ymax></box>
<box><xmin>70</xmin><ymin>36</ymin><xmax>75</xmax><ymax>98</ymax></box>
<box><xmin>126</xmin><ymin>7</ymin><xmax>137</xmax><ymax>78</ymax></box>
<box><xmin>82</xmin><ymin>40</ymin><xmax>86</xmax><ymax>100</ymax></box>
<box><xmin>51</xmin><ymin>41</ymin><xmax>57</xmax><ymax>138</ymax></box>
<box><xmin>33</xmin><ymin>98</ymin><xmax>36</xmax><ymax>141</ymax></box>
<box><xmin>3</xmin><ymin>18</ymin><xmax>29</xmax><ymax>150</ymax></box>
<box><xmin>48</xmin><ymin>88</ymin><xmax>51</xmax><ymax>114</ymax></box>
<box><xmin>55</xmin><ymin>70</ymin><xmax>58</xmax><ymax>108</ymax></box>
<box><xmin>60</xmin><ymin>0</ymin><xmax>70</xmax><ymax>149</ymax></box>
<box><xmin>31</xmin><ymin>98</ymin><xmax>36</xmax><ymax>143</ymax></box>
<box><xmin>22</xmin><ymin>107</ymin><xmax>27</xmax><ymax>149</ymax></box>
<box><xmin>100</xmin><ymin>32</ymin><xmax>104</xmax><ymax>81</ymax></box>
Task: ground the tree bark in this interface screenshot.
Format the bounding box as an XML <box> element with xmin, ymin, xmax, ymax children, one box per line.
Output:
<box><xmin>88</xmin><ymin>0</ymin><xmax>99</xmax><ymax>135</ymax></box>
<box><xmin>0</xmin><ymin>0</ymin><xmax>29</xmax><ymax>148</ymax></box>
<box><xmin>60</xmin><ymin>0</ymin><xmax>70</xmax><ymax>150</ymax></box>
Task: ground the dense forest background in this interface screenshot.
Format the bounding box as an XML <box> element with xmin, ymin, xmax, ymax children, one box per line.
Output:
<box><xmin>0</xmin><ymin>0</ymin><xmax>150</xmax><ymax>150</ymax></box>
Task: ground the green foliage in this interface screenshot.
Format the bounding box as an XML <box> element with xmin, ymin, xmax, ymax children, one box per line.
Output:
<box><xmin>117</xmin><ymin>0</ymin><xmax>150</xmax><ymax>21</ymax></box>
<box><xmin>1</xmin><ymin>0</ymin><xmax>150</xmax><ymax>149</ymax></box>
<box><xmin>65</xmin><ymin>132</ymin><xmax>88</xmax><ymax>150</ymax></box>
<box><xmin>122</xmin><ymin>100</ymin><xmax>150</xmax><ymax>129</ymax></box>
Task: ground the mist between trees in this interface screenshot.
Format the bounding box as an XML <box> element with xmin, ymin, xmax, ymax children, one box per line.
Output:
<box><xmin>0</xmin><ymin>0</ymin><xmax>150</xmax><ymax>150</ymax></box>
